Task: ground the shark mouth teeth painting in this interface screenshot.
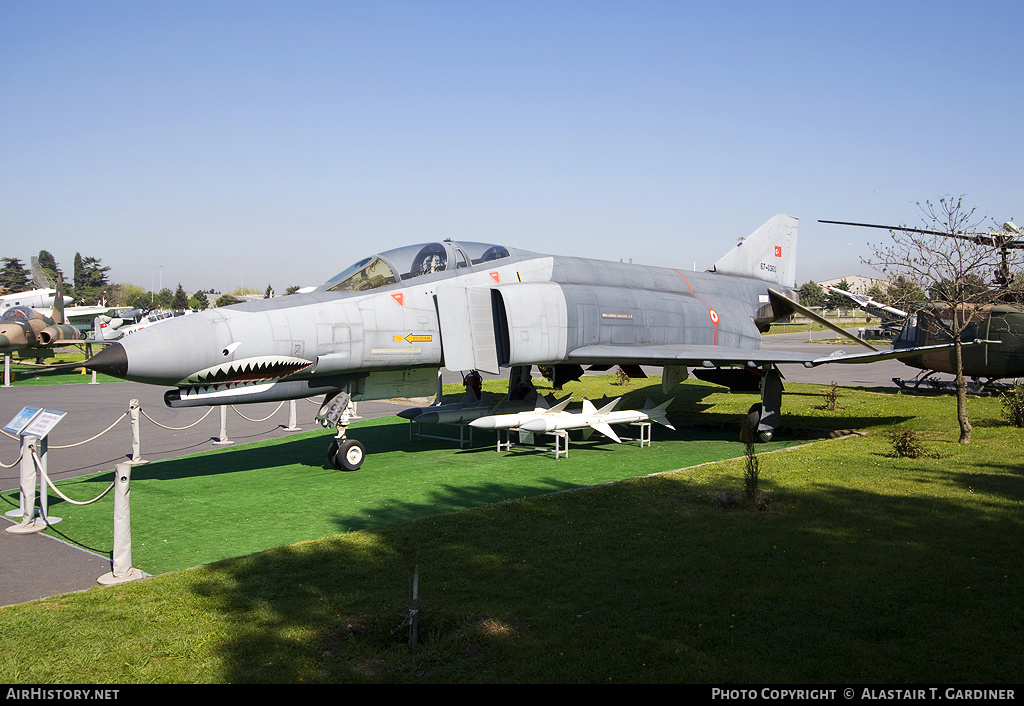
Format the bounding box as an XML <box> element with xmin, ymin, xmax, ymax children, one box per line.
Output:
<box><xmin>179</xmin><ymin>356</ymin><xmax>313</xmax><ymax>389</ymax></box>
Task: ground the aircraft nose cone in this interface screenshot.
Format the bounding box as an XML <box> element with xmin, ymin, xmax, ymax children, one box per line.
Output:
<box><xmin>85</xmin><ymin>343</ymin><xmax>129</xmax><ymax>378</ymax></box>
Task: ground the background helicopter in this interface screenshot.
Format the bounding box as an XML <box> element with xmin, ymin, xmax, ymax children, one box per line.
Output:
<box><xmin>819</xmin><ymin>218</ymin><xmax>1024</xmax><ymax>392</ymax></box>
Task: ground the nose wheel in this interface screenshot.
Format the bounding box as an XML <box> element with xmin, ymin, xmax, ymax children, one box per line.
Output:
<box><xmin>328</xmin><ymin>437</ymin><xmax>365</xmax><ymax>471</ymax></box>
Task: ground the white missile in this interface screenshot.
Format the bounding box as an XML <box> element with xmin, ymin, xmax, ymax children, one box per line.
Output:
<box><xmin>398</xmin><ymin>402</ymin><xmax>494</xmax><ymax>425</ymax></box>
<box><xmin>398</xmin><ymin>383</ymin><xmax>491</xmax><ymax>423</ymax></box>
<box><xmin>519</xmin><ymin>398</ymin><xmax>675</xmax><ymax>442</ymax></box>
<box><xmin>468</xmin><ymin>396</ymin><xmax>573</xmax><ymax>430</ymax></box>
<box><xmin>404</xmin><ymin>391</ymin><xmax>566</xmax><ymax>425</ymax></box>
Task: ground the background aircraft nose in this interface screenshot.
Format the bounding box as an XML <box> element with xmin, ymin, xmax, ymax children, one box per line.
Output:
<box><xmin>85</xmin><ymin>342</ymin><xmax>129</xmax><ymax>378</ymax></box>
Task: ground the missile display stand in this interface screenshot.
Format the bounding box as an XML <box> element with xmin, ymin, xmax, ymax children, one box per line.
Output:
<box><xmin>408</xmin><ymin>420</ymin><xmax>476</xmax><ymax>448</ymax></box>
<box><xmin>494</xmin><ymin>428</ymin><xmax>570</xmax><ymax>459</ymax></box>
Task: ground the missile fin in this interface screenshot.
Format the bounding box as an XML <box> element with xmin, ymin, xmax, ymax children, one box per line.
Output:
<box><xmin>591</xmin><ymin>422</ymin><xmax>621</xmax><ymax>443</ymax></box>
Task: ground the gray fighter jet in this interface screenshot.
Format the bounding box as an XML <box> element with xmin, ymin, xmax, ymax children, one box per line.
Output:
<box><xmin>86</xmin><ymin>215</ymin><xmax>963</xmax><ymax>470</ymax></box>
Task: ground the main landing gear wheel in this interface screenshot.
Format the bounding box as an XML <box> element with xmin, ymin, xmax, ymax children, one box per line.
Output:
<box><xmin>328</xmin><ymin>438</ymin><xmax>365</xmax><ymax>471</ymax></box>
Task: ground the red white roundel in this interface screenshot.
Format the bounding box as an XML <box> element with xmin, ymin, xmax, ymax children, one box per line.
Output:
<box><xmin>709</xmin><ymin>308</ymin><xmax>719</xmax><ymax>324</ymax></box>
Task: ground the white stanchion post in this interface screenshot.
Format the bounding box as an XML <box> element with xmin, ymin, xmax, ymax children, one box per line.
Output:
<box><xmin>3</xmin><ymin>354</ymin><xmax>10</xmax><ymax>387</ymax></box>
<box><xmin>213</xmin><ymin>405</ymin><xmax>233</xmax><ymax>445</ymax></box>
<box><xmin>6</xmin><ymin>435</ymin><xmax>43</xmax><ymax>534</ymax></box>
<box><xmin>284</xmin><ymin>399</ymin><xmax>301</xmax><ymax>431</ymax></box>
<box><xmin>128</xmin><ymin>399</ymin><xmax>147</xmax><ymax>464</ymax></box>
<box><xmin>97</xmin><ymin>462</ymin><xmax>146</xmax><ymax>585</ymax></box>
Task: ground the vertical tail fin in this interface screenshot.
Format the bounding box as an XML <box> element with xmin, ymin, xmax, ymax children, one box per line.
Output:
<box><xmin>710</xmin><ymin>214</ymin><xmax>798</xmax><ymax>289</ymax></box>
<box><xmin>51</xmin><ymin>274</ymin><xmax>66</xmax><ymax>325</ymax></box>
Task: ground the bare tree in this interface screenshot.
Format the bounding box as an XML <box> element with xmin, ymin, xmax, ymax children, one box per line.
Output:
<box><xmin>863</xmin><ymin>195</ymin><xmax>1017</xmax><ymax>443</ymax></box>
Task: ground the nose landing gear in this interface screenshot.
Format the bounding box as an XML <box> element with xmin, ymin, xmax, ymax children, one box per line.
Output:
<box><xmin>318</xmin><ymin>391</ymin><xmax>365</xmax><ymax>471</ymax></box>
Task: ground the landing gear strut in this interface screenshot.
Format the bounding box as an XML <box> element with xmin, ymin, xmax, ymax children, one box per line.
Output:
<box><xmin>746</xmin><ymin>365</ymin><xmax>783</xmax><ymax>443</ymax></box>
<box><xmin>317</xmin><ymin>391</ymin><xmax>365</xmax><ymax>471</ymax></box>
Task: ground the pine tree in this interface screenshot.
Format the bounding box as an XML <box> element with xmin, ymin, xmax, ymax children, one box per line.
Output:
<box><xmin>0</xmin><ymin>258</ymin><xmax>31</xmax><ymax>291</ymax></box>
<box><xmin>172</xmin><ymin>284</ymin><xmax>189</xmax><ymax>310</ymax></box>
<box><xmin>37</xmin><ymin>250</ymin><xmax>62</xmax><ymax>284</ymax></box>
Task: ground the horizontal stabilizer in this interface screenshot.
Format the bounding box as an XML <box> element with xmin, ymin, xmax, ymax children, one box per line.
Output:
<box><xmin>768</xmin><ymin>289</ymin><xmax>878</xmax><ymax>351</ymax></box>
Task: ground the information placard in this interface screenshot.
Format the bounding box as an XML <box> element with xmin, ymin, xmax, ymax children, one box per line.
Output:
<box><xmin>3</xmin><ymin>406</ymin><xmax>42</xmax><ymax>436</ymax></box>
<box><xmin>20</xmin><ymin>409</ymin><xmax>66</xmax><ymax>439</ymax></box>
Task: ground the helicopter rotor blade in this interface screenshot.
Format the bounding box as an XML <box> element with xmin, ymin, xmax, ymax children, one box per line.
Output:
<box><xmin>818</xmin><ymin>220</ymin><xmax>1024</xmax><ymax>249</ymax></box>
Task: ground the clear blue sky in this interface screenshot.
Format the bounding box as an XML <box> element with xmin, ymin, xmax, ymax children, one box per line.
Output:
<box><xmin>2</xmin><ymin>0</ymin><xmax>1021</xmax><ymax>294</ymax></box>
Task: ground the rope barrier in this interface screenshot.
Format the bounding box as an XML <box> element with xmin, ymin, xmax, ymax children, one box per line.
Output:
<box><xmin>0</xmin><ymin>448</ymin><xmax>24</xmax><ymax>469</ymax></box>
<box><xmin>4</xmin><ymin>397</ymin><xmax>305</xmax><ymax>550</ymax></box>
<box><xmin>230</xmin><ymin>401</ymin><xmax>285</xmax><ymax>423</ymax></box>
<box><xmin>49</xmin><ymin>411</ymin><xmax>129</xmax><ymax>449</ymax></box>
<box><xmin>140</xmin><ymin>406</ymin><xmax>215</xmax><ymax>430</ymax></box>
<box><xmin>32</xmin><ymin>447</ymin><xmax>115</xmax><ymax>507</ymax></box>
<box><xmin>2</xmin><ymin>395</ymin><xmax>304</xmax><ymax>471</ymax></box>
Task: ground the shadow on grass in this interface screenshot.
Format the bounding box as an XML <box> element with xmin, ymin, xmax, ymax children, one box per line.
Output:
<box><xmin>189</xmin><ymin>457</ymin><xmax>1023</xmax><ymax>684</ymax></box>
<box><xmin>18</xmin><ymin>415</ymin><xmax>809</xmax><ymax>574</ymax></box>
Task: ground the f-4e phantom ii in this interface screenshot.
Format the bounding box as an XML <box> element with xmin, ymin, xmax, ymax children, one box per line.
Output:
<box><xmin>85</xmin><ymin>215</ymin><xmax>970</xmax><ymax>470</ymax></box>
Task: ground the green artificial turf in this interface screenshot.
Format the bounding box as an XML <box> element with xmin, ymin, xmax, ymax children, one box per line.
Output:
<box><xmin>2</xmin><ymin>413</ymin><xmax>811</xmax><ymax>575</ymax></box>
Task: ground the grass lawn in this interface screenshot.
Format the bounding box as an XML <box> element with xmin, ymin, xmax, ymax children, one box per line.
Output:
<box><xmin>0</xmin><ymin>376</ymin><xmax>1021</xmax><ymax>684</ymax></box>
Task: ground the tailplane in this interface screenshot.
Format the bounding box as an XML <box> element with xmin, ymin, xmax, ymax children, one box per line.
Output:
<box><xmin>709</xmin><ymin>214</ymin><xmax>798</xmax><ymax>289</ymax></box>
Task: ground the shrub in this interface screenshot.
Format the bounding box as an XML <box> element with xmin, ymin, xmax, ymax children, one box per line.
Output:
<box><xmin>1000</xmin><ymin>382</ymin><xmax>1024</xmax><ymax>427</ymax></box>
<box><xmin>614</xmin><ymin>366</ymin><xmax>631</xmax><ymax>386</ymax></box>
<box><xmin>818</xmin><ymin>381</ymin><xmax>843</xmax><ymax>411</ymax></box>
<box><xmin>889</xmin><ymin>426</ymin><xmax>926</xmax><ymax>458</ymax></box>
<box><xmin>740</xmin><ymin>414</ymin><xmax>771</xmax><ymax>510</ymax></box>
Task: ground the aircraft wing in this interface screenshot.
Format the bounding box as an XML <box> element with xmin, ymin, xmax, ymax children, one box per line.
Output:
<box><xmin>566</xmin><ymin>341</ymin><xmax>989</xmax><ymax>369</ymax></box>
<box><xmin>8</xmin><ymin>360</ymin><xmax>86</xmax><ymax>371</ymax></box>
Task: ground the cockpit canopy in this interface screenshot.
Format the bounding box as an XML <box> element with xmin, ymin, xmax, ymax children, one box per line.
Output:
<box><xmin>319</xmin><ymin>241</ymin><xmax>511</xmax><ymax>293</ymax></box>
<box><xmin>0</xmin><ymin>306</ymin><xmax>45</xmax><ymax>324</ymax></box>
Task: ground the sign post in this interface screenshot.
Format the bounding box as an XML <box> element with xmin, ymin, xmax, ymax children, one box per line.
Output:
<box><xmin>4</xmin><ymin>406</ymin><xmax>66</xmax><ymax>533</ymax></box>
